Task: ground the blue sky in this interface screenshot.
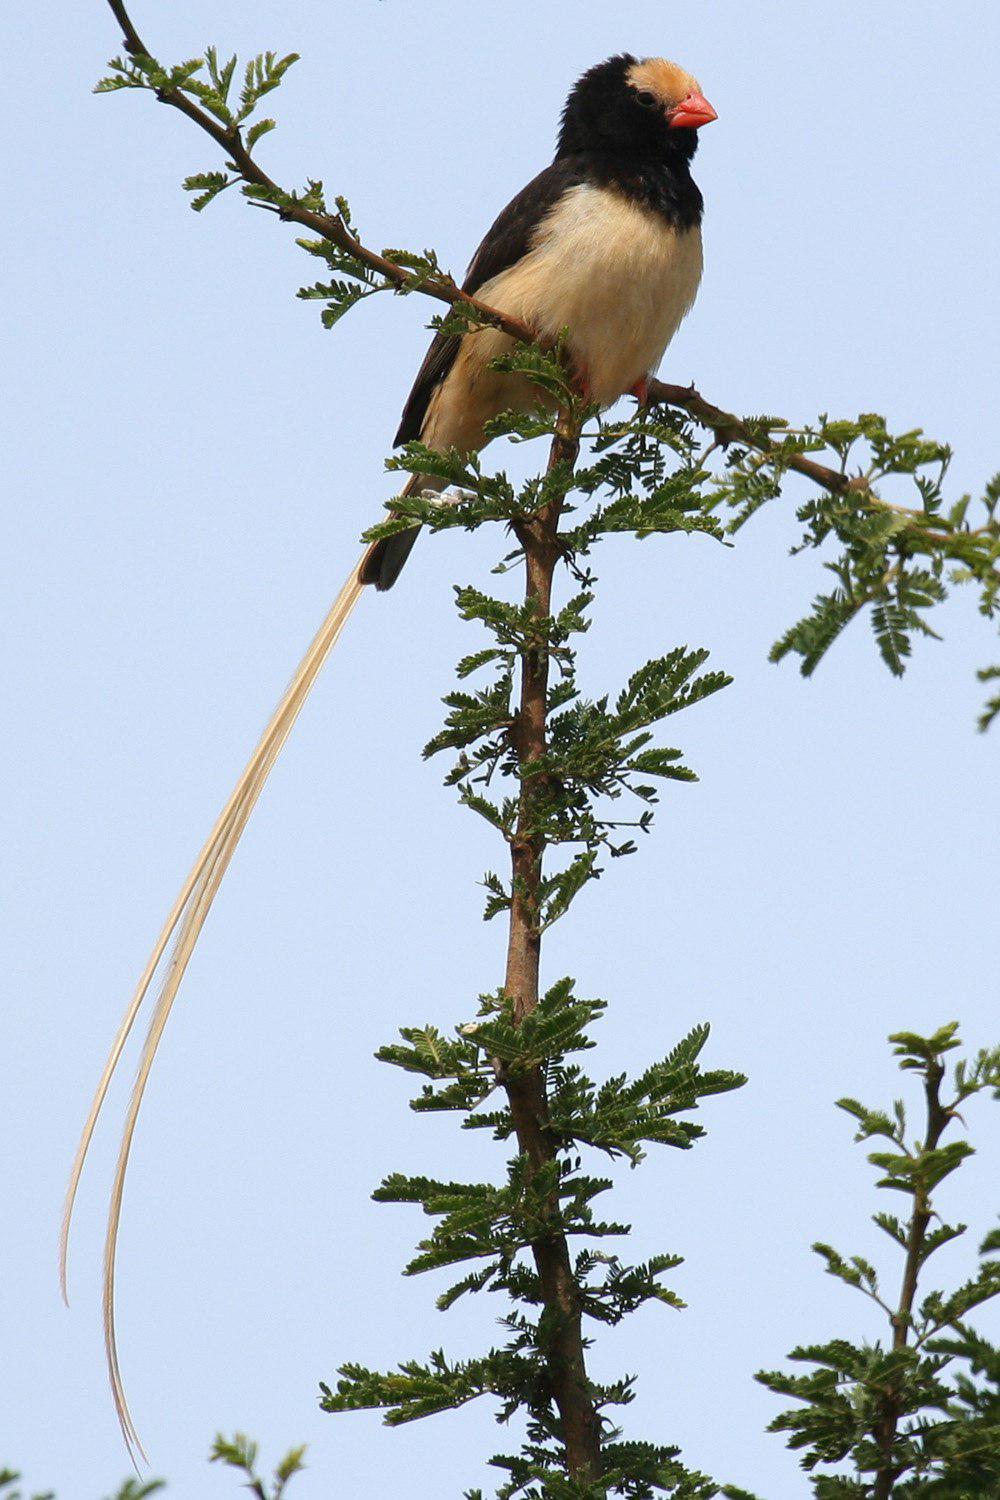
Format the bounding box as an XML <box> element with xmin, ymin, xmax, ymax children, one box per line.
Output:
<box><xmin>3</xmin><ymin>1</ymin><xmax>999</xmax><ymax>1495</ymax></box>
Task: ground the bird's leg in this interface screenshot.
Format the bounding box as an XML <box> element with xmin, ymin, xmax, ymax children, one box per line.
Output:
<box><xmin>569</xmin><ymin>361</ymin><xmax>591</xmax><ymax>405</ymax></box>
<box><xmin>629</xmin><ymin>375</ymin><xmax>650</xmax><ymax>408</ymax></box>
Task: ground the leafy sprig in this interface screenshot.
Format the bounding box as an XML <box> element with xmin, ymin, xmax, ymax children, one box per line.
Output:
<box><xmin>328</xmin><ymin>982</ymin><xmax>742</xmax><ymax>1496</ymax></box>
<box><xmin>756</xmin><ymin>1025</ymin><xmax>1000</xmax><ymax>1496</ymax></box>
<box><xmin>209</xmin><ymin>1434</ymin><xmax>306</xmax><ymax>1500</ymax></box>
<box><xmin>645</xmin><ymin>391</ymin><xmax>1000</xmax><ymax>721</ymax></box>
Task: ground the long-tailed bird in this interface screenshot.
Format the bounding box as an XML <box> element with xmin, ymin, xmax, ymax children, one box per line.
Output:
<box><xmin>61</xmin><ymin>52</ymin><xmax>716</xmax><ymax>1460</ymax></box>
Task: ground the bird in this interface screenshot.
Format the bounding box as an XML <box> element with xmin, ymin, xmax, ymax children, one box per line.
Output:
<box><xmin>362</xmin><ymin>53</ymin><xmax>716</xmax><ymax>589</ymax></box>
<box><xmin>60</xmin><ymin>52</ymin><xmax>716</xmax><ymax>1461</ymax></box>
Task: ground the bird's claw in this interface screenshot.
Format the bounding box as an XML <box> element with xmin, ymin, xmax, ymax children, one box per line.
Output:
<box><xmin>629</xmin><ymin>377</ymin><xmax>650</xmax><ymax>407</ymax></box>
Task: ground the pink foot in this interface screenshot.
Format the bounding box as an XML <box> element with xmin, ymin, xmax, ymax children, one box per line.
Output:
<box><xmin>629</xmin><ymin>376</ymin><xmax>650</xmax><ymax>407</ymax></box>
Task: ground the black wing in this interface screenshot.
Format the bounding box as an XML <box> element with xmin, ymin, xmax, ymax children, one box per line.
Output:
<box><xmin>393</xmin><ymin>158</ymin><xmax>587</xmax><ymax>446</ymax></box>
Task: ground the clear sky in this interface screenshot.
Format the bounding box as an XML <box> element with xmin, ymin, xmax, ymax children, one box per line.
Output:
<box><xmin>3</xmin><ymin>1</ymin><xmax>999</xmax><ymax>1495</ymax></box>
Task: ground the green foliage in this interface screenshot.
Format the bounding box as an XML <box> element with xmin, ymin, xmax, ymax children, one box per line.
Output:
<box><xmin>0</xmin><ymin>1438</ymin><xmax>308</xmax><ymax>1500</ymax></box>
<box><xmin>372</xmin><ymin>390</ymin><xmax>1000</xmax><ymax>729</ymax></box>
<box><xmin>567</xmin><ymin>412</ymin><xmax>722</xmax><ymax>550</ymax></box>
<box><xmin>96</xmin><ymin>46</ymin><xmax>297</xmax><ymax>213</ymax></box>
<box><xmin>94</xmin><ymin>36</ymin><xmax>481</xmax><ymax>333</ymax></box>
<box><xmin>426</xmin><ymin>600</ymin><xmax>728</xmax><ymax>926</ymax></box>
<box><xmin>0</xmin><ymin>1471</ymin><xmax>162</xmax><ymax>1500</ymax></box>
<box><xmin>976</xmin><ymin>664</ymin><xmax>1000</xmax><ymax>732</ymax></box>
<box><xmin>296</xmin><ymin>212</ymin><xmax>460</xmax><ymax>327</ymax></box>
<box><xmin>371</xmin><ymin>402</ymin><xmax>733</xmax><ymax>937</ymax></box>
<box><xmin>755</xmin><ymin>1026</ymin><xmax>1000</xmax><ymax>1495</ymax></box>
<box><xmin>209</xmin><ymin>1434</ymin><xmax>306</xmax><ymax>1498</ymax></box>
<box><xmin>95</xmin><ymin>45</ymin><xmax>299</xmax><ymax>125</ymax></box>
<box><xmin>325</xmin><ymin>981</ymin><xmax>744</xmax><ymax>1495</ymax></box>
<box><xmin>296</xmin><ymin>223</ymin><xmax>387</xmax><ymax>327</ymax></box>
<box><xmin>100</xmin><ymin>1486</ymin><xmax>164</xmax><ymax>1500</ymax></box>
<box><xmin>695</xmin><ymin>408</ymin><xmax>1000</xmax><ymax>720</ymax></box>
<box><xmin>479</xmin><ymin>1440</ymin><xmax>726</xmax><ymax>1500</ymax></box>
<box><xmin>0</xmin><ymin>1472</ymin><xmax>53</xmax><ymax>1500</ymax></box>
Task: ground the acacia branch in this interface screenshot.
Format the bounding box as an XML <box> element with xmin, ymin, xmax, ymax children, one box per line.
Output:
<box><xmin>647</xmin><ymin>379</ymin><xmax>870</xmax><ymax>500</ymax></box>
<box><xmin>647</xmin><ymin>379</ymin><xmax>996</xmax><ymax>553</ymax></box>
<box><xmin>649</xmin><ymin>379</ymin><xmax>993</xmax><ymax>547</ymax></box>
<box><xmin>893</xmin><ymin>1062</ymin><xmax>949</xmax><ymax>1355</ymax></box>
<box><xmin>104</xmin><ymin>0</ymin><xmax>535</xmax><ymax>346</ymax></box>
<box><xmin>500</xmin><ymin>416</ymin><xmax>603</xmax><ymax>1487</ymax></box>
<box><xmin>872</xmin><ymin>1058</ymin><xmax>950</xmax><ymax>1500</ymax></box>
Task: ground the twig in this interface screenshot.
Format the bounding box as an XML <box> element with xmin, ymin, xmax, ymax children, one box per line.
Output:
<box><xmin>104</xmin><ymin>0</ymin><xmax>535</xmax><ymax>347</ymax></box>
<box><xmin>647</xmin><ymin>379</ymin><xmax>992</xmax><ymax>546</ymax></box>
<box><xmin>872</xmin><ymin>1058</ymin><xmax>950</xmax><ymax>1500</ymax></box>
<box><xmin>647</xmin><ymin>379</ymin><xmax>868</xmax><ymax>497</ymax></box>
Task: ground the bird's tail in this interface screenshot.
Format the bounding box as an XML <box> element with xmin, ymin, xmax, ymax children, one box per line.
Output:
<box><xmin>359</xmin><ymin>525</ymin><xmax>421</xmax><ymax>590</ymax></box>
<box><xmin>358</xmin><ymin>472</ymin><xmax>435</xmax><ymax>591</ymax></box>
<box><xmin>60</xmin><ymin>545</ymin><xmax>374</xmax><ymax>1464</ymax></box>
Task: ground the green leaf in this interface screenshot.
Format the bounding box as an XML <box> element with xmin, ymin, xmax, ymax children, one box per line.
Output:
<box><xmin>246</xmin><ymin>117</ymin><xmax>277</xmax><ymax>150</ymax></box>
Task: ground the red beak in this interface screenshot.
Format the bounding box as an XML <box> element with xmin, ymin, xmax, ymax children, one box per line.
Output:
<box><xmin>669</xmin><ymin>91</ymin><xmax>718</xmax><ymax>130</ymax></box>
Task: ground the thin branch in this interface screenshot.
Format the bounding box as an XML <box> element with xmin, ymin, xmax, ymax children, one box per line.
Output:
<box><xmin>872</xmin><ymin>1058</ymin><xmax>950</xmax><ymax>1500</ymax></box>
<box><xmin>893</xmin><ymin>1061</ymin><xmax>949</xmax><ymax>1352</ymax></box>
<box><xmin>647</xmin><ymin>379</ymin><xmax>868</xmax><ymax>499</ymax></box>
<box><xmin>104</xmin><ymin>0</ymin><xmax>535</xmax><ymax>347</ymax></box>
<box><xmin>647</xmin><ymin>379</ymin><xmax>992</xmax><ymax>545</ymax></box>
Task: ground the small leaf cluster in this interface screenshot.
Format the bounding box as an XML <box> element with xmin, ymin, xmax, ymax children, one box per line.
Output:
<box><xmin>0</xmin><ymin>1470</ymin><xmax>158</xmax><ymax>1494</ymax></box>
<box><xmin>691</xmin><ymin>407</ymin><xmax>1000</xmax><ymax>722</ymax></box>
<box><xmin>0</xmin><ymin>1472</ymin><xmax>54</xmax><ymax>1500</ymax></box>
<box><xmin>0</xmin><ymin>1470</ymin><xmax>161</xmax><ymax>1500</ymax></box>
<box><xmin>0</xmin><ymin>1435</ymin><xmax>304</xmax><ymax>1500</ymax></box>
<box><xmin>567</xmin><ymin>411</ymin><xmax>724</xmax><ymax>553</ymax></box>
<box><xmin>476</xmin><ymin>1441</ymin><xmax>727</xmax><ymax>1500</ymax></box>
<box><xmin>96</xmin><ymin>46</ymin><xmax>297</xmax><ymax>211</ymax></box>
<box><xmin>976</xmin><ymin>662</ymin><xmax>1000</xmax><ymax>732</ymax></box>
<box><xmin>755</xmin><ymin>1024</ymin><xmax>1000</xmax><ymax>1495</ymax></box>
<box><xmin>298</xmin><ymin>219</ymin><xmax>454</xmax><ymax>328</ymax></box>
<box><xmin>210</xmin><ymin>1433</ymin><xmax>306</xmax><ymax>1498</ymax></box>
<box><xmin>324</xmin><ymin>984</ymin><xmax>743</xmax><ymax>1496</ymax></box>
<box><xmin>95</xmin><ymin>43</ymin><xmax>298</xmax><ymax>124</ymax></box>
<box><xmin>427</xmin><ymin>582</ymin><xmax>728</xmax><ymax>927</ymax></box>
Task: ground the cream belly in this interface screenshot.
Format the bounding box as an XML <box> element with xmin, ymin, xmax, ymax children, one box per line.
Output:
<box><xmin>499</xmin><ymin>182</ymin><xmax>704</xmax><ymax>404</ymax></box>
<box><xmin>422</xmin><ymin>182</ymin><xmax>703</xmax><ymax>456</ymax></box>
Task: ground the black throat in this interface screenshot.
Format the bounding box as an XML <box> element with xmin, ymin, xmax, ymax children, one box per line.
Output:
<box><xmin>565</xmin><ymin>148</ymin><xmax>704</xmax><ymax>232</ymax></box>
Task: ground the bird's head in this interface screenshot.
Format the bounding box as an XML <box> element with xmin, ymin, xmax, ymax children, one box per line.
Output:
<box><xmin>558</xmin><ymin>54</ymin><xmax>717</xmax><ymax>162</ymax></box>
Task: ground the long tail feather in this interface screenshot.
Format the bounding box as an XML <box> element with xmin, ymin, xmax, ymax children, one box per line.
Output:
<box><xmin>105</xmin><ymin>762</ymin><xmax>264</xmax><ymax>1462</ymax></box>
<box><xmin>62</xmin><ymin>549</ymin><xmax>370</xmax><ymax>1458</ymax></box>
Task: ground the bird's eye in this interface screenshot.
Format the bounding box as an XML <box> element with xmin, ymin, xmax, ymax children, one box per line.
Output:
<box><xmin>635</xmin><ymin>90</ymin><xmax>658</xmax><ymax>108</ymax></box>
